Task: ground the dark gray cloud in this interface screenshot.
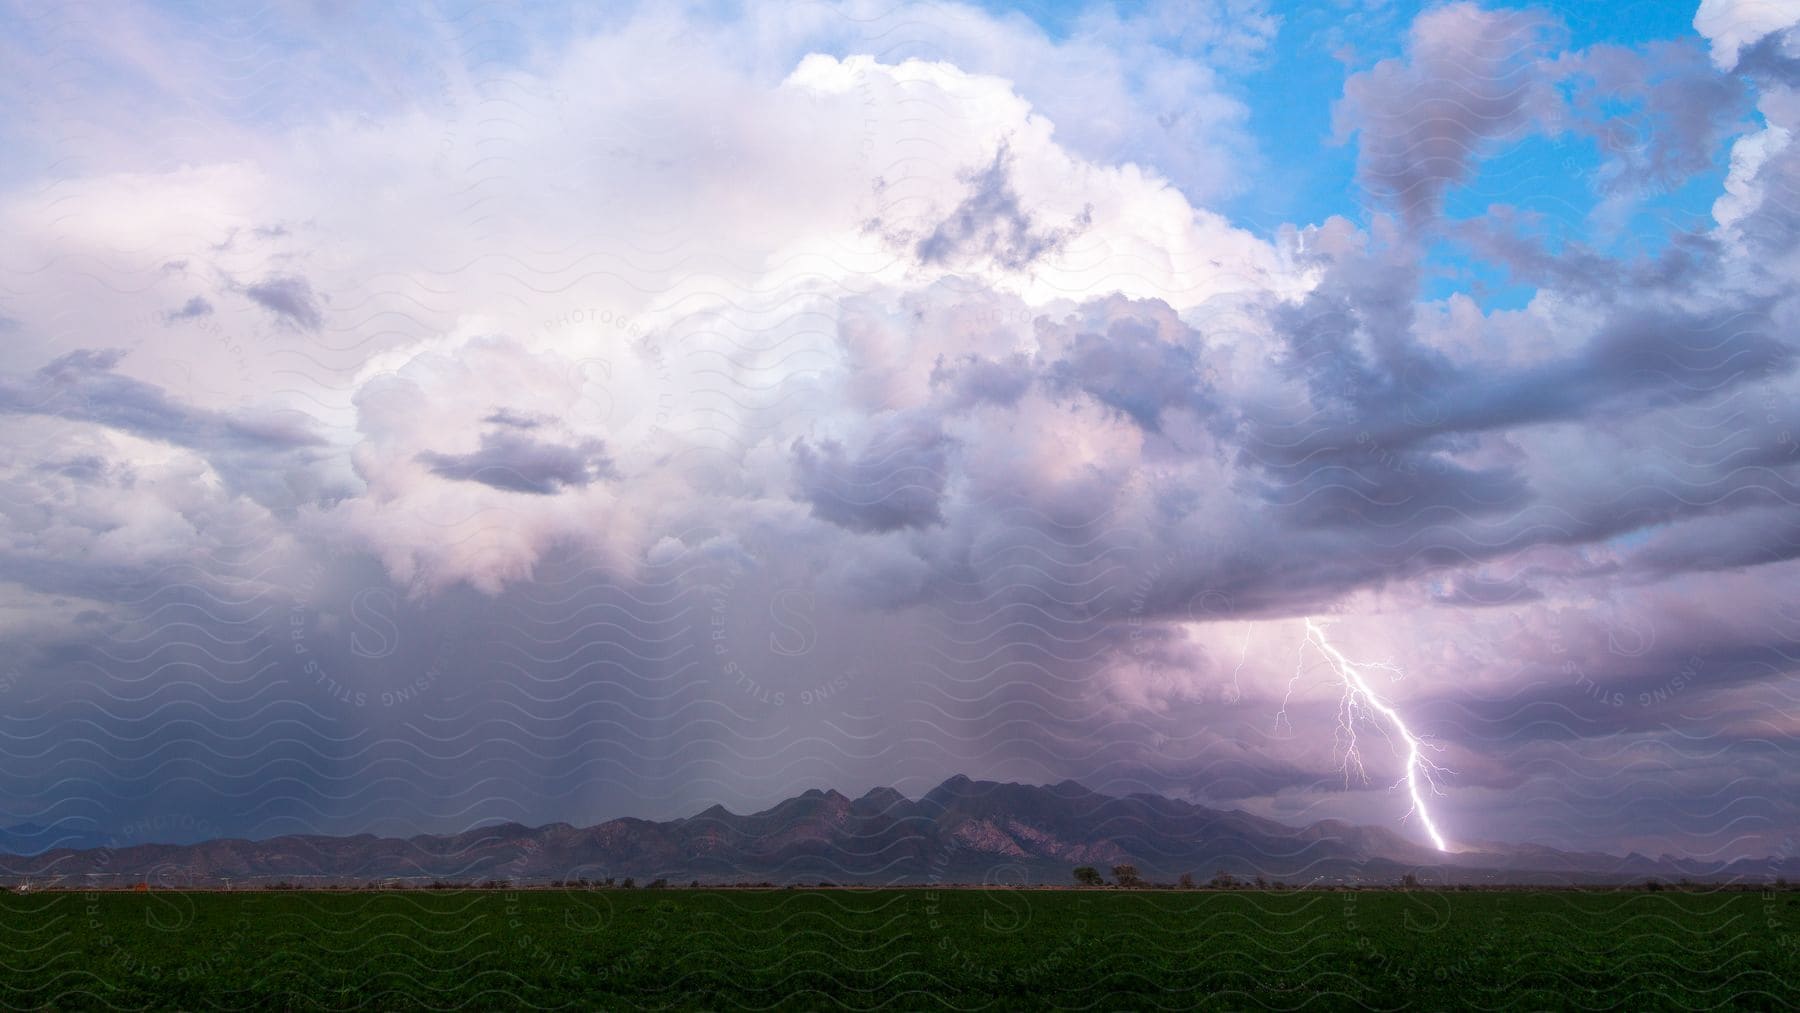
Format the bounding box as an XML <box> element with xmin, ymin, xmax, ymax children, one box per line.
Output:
<box><xmin>930</xmin><ymin>353</ymin><xmax>1034</xmax><ymax>410</ymax></box>
<box><xmin>1252</xmin><ymin>236</ymin><xmax>1788</xmax><ymax>474</ymax></box>
<box><xmin>1735</xmin><ymin>33</ymin><xmax>1800</xmax><ymax>85</ymax></box>
<box><xmin>0</xmin><ymin>348</ymin><xmax>336</xmax><ymax>517</ymax></box>
<box><xmin>483</xmin><ymin>408</ymin><xmax>549</xmax><ymax>430</ymax></box>
<box><xmin>1447</xmin><ymin>208</ymin><xmax>1723</xmax><ymax>295</ymax></box>
<box><xmin>163</xmin><ymin>296</ymin><xmax>214</xmax><ymax>323</ymax></box>
<box><xmin>793</xmin><ymin>415</ymin><xmax>952</xmax><ymax>533</ymax></box>
<box><xmin>242</xmin><ymin>275</ymin><xmax>325</xmax><ymax>331</ymax></box>
<box><xmin>418</xmin><ymin>428</ymin><xmax>616</xmax><ymax>494</ymax></box>
<box><xmin>910</xmin><ymin>143</ymin><xmax>1092</xmax><ymax>270</ymax></box>
<box><xmin>0</xmin><ymin>349</ymin><xmax>323</xmax><ymax>458</ymax></box>
<box><xmin>1042</xmin><ymin>298</ymin><xmax>1215</xmax><ymax>432</ymax></box>
<box><xmin>32</xmin><ymin>455</ymin><xmax>121</xmax><ymax>485</ymax></box>
<box><xmin>1427</xmin><ymin>621</ymin><xmax>1800</xmax><ymax>749</ymax></box>
<box><xmin>1626</xmin><ymin>506</ymin><xmax>1800</xmax><ymax>577</ymax></box>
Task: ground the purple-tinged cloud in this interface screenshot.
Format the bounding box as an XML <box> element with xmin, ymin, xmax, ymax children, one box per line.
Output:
<box><xmin>418</xmin><ymin>429</ymin><xmax>617</xmax><ymax>495</ymax></box>
<box><xmin>1335</xmin><ymin>2</ymin><xmax>1562</xmax><ymax>227</ymax></box>
<box><xmin>242</xmin><ymin>275</ymin><xmax>324</xmax><ymax>331</ymax></box>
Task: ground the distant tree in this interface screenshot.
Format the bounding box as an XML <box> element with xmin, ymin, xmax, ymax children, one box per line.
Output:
<box><xmin>1111</xmin><ymin>864</ymin><xmax>1142</xmax><ymax>888</ymax></box>
<box><xmin>1400</xmin><ymin>873</ymin><xmax>1419</xmax><ymax>889</ymax></box>
<box><xmin>646</xmin><ymin>878</ymin><xmax>668</xmax><ymax>890</ymax></box>
<box><xmin>1072</xmin><ymin>866</ymin><xmax>1105</xmax><ymax>887</ymax></box>
<box><xmin>690</xmin><ymin>880</ymin><xmax>700</xmax><ymax>888</ymax></box>
<box><xmin>1177</xmin><ymin>872</ymin><xmax>1196</xmax><ymax>890</ymax></box>
<box><xmin>621</xmin><ymin>877</ymin><xmax>636</xmax><ymax>889</ymax></box>
<box><xmin>1210</xmin><ymin>870</ymin><xmax>1237</xmax><ymax>889</ymax></box>
<box><xmin>1254</xmin><ymin>876</ymin><xmax>1269</xmax><ymax>889</ymax></box>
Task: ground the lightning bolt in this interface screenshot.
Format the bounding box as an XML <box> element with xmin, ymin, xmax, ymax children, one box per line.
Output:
<box><xmin>1277</xmin><ymin>617</ymin><xmax>1452</xmax><ymax>852</ymax></box>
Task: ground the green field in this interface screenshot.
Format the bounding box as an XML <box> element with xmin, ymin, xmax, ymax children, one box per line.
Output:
<box><xmin>3</xmin><ymin>888</ymin><xmax>1795</xmax><ymax>1009</ymax></box>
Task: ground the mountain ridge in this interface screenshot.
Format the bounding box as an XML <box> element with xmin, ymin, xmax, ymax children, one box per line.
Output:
<box><xmin>3</xmin><ymin>777</ymin><xmax>1792</xmax><ymax>886</ymax></box>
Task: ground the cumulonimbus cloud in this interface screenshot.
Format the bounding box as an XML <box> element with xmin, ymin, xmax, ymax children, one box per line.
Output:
<box><xmin>0</xmin><ymin>0</ymin><xmax>1794</xmax><ymax>860</ymax></box>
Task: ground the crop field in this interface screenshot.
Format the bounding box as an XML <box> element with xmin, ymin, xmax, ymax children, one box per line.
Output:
<box><xmin>2</xmin><ymin>888</ymin><xmax>1795</xmax><ymax>1009</ymax></box>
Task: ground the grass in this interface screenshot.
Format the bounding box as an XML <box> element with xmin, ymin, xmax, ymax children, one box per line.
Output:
<box><xmin>3</xmin><ymin>888</ymin><xmax>1796</xmax><ymax>1009</ymax></box>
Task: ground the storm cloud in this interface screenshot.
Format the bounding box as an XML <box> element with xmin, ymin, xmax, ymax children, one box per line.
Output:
<box><xmin>0</xmin><ymin>0</ymin><xmax>1794</xmax><ymax>866</ymax></box>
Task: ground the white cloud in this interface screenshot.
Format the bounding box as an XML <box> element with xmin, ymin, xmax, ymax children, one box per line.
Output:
<box><xmin>0</xmin><ymin>5</ymin><xmax>1293</xmax><ymax>593</ymax></box>
<box><xmin>1694</xmin><ymin>0</ymin><xmax>1800</xmax><ymax>70</ymax></box>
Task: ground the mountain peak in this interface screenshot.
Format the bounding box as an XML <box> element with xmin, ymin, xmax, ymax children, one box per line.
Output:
<box><xmin>850</xmin><ymin>787</ymin><xmax>911</xmax><ymax>819</ymax></box>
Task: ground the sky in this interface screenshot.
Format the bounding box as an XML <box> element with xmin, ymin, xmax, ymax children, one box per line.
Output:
<box><xmin>0</xmin><ymin>0</ymin><xmax>1797</xmax><ymax>862</ymax></box>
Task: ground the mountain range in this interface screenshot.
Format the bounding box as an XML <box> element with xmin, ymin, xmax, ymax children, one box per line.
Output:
<box><xmin>3</xmin><ymin>776</ymin><xmax>1793</xmax><ymax>886</ymax></box>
